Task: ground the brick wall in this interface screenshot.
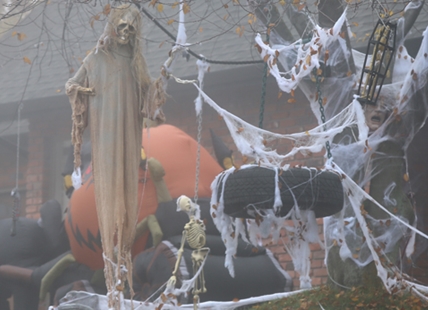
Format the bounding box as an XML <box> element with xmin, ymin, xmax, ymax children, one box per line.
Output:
<box><xmin>25</xmin><ymin>127</ymin><xmax>45</xmax><ymax>218</ymax></box>
<box><xmin>0</xmin><ymin>134</ymin><xmax>27</xmax><ymax>219</ymax></box>
<box><xmin>23</xmin><ymin>108</ymin><xmax>71</xmax><ymax>218</ymax></box>
<box><xmin>268</xmin><ymin>219</ymin><xmax>328</xmax><ymax>289</ymax></box>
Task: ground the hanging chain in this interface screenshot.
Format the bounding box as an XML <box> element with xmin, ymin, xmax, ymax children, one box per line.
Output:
<box><xmin>259</xmin><ymin>2</ymin><xmax>272</xmax><ymax>129</ymax></box>
<box><xmin>315</xmin><ymin>70</ymin><xmax>332</xmax><ymax>159</ymax></box>
<box><xmin>194</xmin><ymin>111</ymin><xmax>202</xmax><ymax>204</ymax></box>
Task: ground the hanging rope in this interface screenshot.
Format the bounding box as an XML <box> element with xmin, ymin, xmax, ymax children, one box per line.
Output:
<box><xmin>259</xmin><ymin>3</ymin><xmax>272</xmax><ymax>129</ymax></box>
<box><xmin>194</xmin><ymin>111</ymin><xmax>202</xmax><ymax>204</ymax></box>
<box><xmin>193</xmin><ymin>59</ymin><xmax>209</xmax><ymax>204</ymax></box>
<box><xmin>315</xmin><ymin>68</ymin><xmax>332</xmax><ymax>159</ymax></box>
<box><xmin>10</xmin><ymin>104</ymin><xmax>23</xmax><ymax>236</ymax></box>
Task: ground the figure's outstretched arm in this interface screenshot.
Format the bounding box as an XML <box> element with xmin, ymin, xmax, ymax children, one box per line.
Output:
<box><xmin>65</xmin><ymin>63</ymin><xmax>93</xmax><ymax>170</ymax></box>
<box><xmin>66</xmin><ymin>64</ymin><xmax>95</xmax><ymax>96</ymax></box>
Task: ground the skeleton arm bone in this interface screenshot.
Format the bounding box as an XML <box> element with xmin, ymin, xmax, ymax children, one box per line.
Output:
<box><xmin>168</xmin><ymin>229</ymin><xmax>187</xmax><ymax>288</ymax></box>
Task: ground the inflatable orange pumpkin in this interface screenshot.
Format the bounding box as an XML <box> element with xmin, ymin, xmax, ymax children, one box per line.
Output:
<box><xmin>65</xmin><ymin>125</ymin><xmax>222</xmax><ymax>270</ymax></box>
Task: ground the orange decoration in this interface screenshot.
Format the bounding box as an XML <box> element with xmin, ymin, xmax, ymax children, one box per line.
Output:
<box><xmin>65</xmin><ymin>125</ymin><xmax>222</xmax><ymax>270</ymax></box>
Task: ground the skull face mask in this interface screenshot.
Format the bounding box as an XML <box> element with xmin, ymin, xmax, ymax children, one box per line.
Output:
<box><xmin>116</xmin><ymin>13</ymin><xmax>137</xmax><ymax>45</ymax></box>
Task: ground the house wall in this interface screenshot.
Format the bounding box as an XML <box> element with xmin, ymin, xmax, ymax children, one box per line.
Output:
<box><xmin>0</xmin><ymin>134</ymin><xmax>28</xmax><ymax>219</ymax></box>
<box><xmin>23</xmin><ymin>107</ymin><xmax>72</xmax><ymax>218</ymax></box>
<box><xmin>1</xmin><ymin>64</ymin><xmax>427</xmax><ymax>289</ymax></box>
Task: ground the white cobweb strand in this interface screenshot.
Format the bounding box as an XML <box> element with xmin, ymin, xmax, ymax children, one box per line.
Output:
<box><xmin>195</xmin><ymin>58</ymin><xmax>210</xmax><ymax>115</ymax></box>
<box><xmin>176</xmin><ymin>2</ymin><xmax>187</xmax><ymax>46</ymax></box>
<box><xmin>210</xmin><ymin>165</ymin><xmax>323</xmax><ymax>289</ymax></box>
<box><xmin>254</xmin><ymin>8</ymin><xmax>347</xmax><ymax>95</ymax></box>
<box><xmin>283</xmin><ymin>209</ymin><xmax>323</xmax><ymax>289</ymax></box>
<box><xmin>326</xmin><ymin>163</ymin><xmax>428</xmax><ymax>297</ymax></box>
<box><xmin>194</xmin><ymin>82</ymin><xmax>367</xmax><ymax>170</ymax></box>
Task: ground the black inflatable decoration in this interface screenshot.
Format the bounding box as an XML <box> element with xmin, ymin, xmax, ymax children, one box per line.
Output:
<box><xmin>0</xmin><ymin>199</ymin><xmax>68</xmax><ymax>267</ymax></box>
<box><xmin>216</xmin><ymin>166</ymin><xmax>344</xmax><ymax>219</ymax></box>
<box><xmin>0</xmin><ymin>199</ymin><xmax>70</xmax><ymax>310</ymax></box>
<box><xmin>133</xmin><ymin>198</ymin><xmax>292</xmax><ymax>303</ymax></box>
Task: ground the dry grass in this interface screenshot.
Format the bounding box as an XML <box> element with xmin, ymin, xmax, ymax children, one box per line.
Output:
<box><xmin>248</xmin><ymin>285</ymin><xmax>428</xmax><ymax>310</ymax></box>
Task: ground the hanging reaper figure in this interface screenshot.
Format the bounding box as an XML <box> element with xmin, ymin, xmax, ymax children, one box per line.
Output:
<box><xmin>66</xmin><ymin>4</ymin><xmax>166</xmax><ymax>308</ymax></box>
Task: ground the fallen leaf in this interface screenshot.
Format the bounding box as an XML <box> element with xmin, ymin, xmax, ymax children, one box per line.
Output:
<box><xmin>103</xmin><ymin>4</ymin><xmax>111</xmax><ymax>15</ymax></box>
<box><xmin>183</xmin><ymin>3</ymin><xmax>190</xmax><ymax>14</ymax></box>
<box><xmin>236</xmin><ymin>26</ymin><xmax>244</xmax><ymax>37</ymax></box>
<box><xmin>263</xmin><ymin>54</ymin><xmax>269</xmax><ymax>62</ymax></box>
<box><xmin>17</xmin><ymin>32</ymin><xmax>27</xmax><ymax>41</ymax></box>
<box><xmin>23</xmin><ymin>56</ymin><xmax>32</xmax><ymax>64</ymax></box>
<box><xmin>155</xmin><ymin>303</ymin><xmax>163</xmax><ymax>310</ymax></box>
<box><xmin>324</xmin><ymin>50</ymin><xmax>330</xmax><ymax>63</ymax></box>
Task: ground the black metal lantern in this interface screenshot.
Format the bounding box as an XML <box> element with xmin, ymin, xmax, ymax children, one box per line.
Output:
<box><xmin>357</xmin><ymin>19</ymin><xmax>397</xmax><ymax>106</ymax></box>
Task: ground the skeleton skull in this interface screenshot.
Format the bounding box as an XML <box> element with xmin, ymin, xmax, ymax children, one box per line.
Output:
<box><xmin>116</xmin><ymin>13</ymin><xmax>136</xmax><ymax>45</ymax></box>
<box><xmin>177</xmin><ymin>195</ymin><xmax>193</xmax><ymax>213</ymax></box>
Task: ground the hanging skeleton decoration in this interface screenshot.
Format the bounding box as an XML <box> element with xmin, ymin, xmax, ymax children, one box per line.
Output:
<box><xmin>65</xmin><ymin>4</ymin><xmax>166</xmax><ymax>309</ymax></box>
<box><xmin>168</xmin><ymin>195</ymin><xmax>209</xmax><ymax>309</ymax></box>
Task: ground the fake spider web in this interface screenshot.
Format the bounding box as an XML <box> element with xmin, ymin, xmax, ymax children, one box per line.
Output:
<box><xmin>204</xmin><ymin>5</ymin><xmax>428</xmax><ymax>303</ymax></box>
<box><xmin>142</xmin><ymin>3</ymin><xmax>428</xmax><ymax>307</ymax></box>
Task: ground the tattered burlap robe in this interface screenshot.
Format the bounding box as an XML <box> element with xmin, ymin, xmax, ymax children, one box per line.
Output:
<box><xmin>66</xmin><ymin>42</ymin><xmax>165</xmax><ymax>308</ymax></box>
